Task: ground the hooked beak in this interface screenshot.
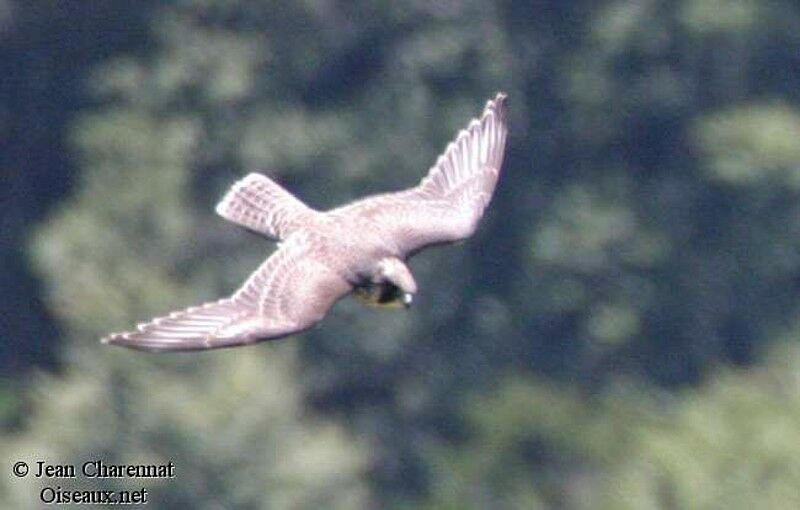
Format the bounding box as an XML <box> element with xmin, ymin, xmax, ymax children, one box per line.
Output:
<box><xmin>402</xmin><ymin>293</ymin><xmax>413</xmax><ymax>309</ymax></box>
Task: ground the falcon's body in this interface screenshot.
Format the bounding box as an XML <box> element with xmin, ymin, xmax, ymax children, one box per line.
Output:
<box><xmin>103</xmin><ymin>93</ymin><xmax>508</xmax><ymax>351</ymax></box>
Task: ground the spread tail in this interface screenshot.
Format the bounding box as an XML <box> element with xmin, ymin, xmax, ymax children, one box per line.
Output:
<box><xmin>215</xmin><ymin>172</ymin><xmax>315</xmax><ymax>240</ymax></box>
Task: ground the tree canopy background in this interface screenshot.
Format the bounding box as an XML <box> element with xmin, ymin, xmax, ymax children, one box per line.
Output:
<box><xmin>3</xmin><ymin>0</ymin><xmax>800</xmax><ymax>508</ymax></box>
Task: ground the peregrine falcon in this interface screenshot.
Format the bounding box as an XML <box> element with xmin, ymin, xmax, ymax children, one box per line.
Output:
<box><xmin>102</xmin><ymin>93</ymin><xmax>508</xmax><ymax>351</ymax></box>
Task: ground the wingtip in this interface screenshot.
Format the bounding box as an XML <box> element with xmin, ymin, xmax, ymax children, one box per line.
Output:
<box><xmin>100</xmin><ymin>332</ymin><xmax>165</xmax><ymax>352</ymax></box>
<box><xmin>100</xmin><ymin>333</ymin><xmax>123</xmax><ymax>346</ymax></box>
<box><xmin>482</xmin><ymin>92</ymin><xmax>508</xmax><ymax>121</ymax></box>
<box><xmin>101</xmin><ymin>330</ymin><xmax>145</xmax><ymax>348</ymax></box>
<box><xmin>491</xmin><ymin>92</ymin><xmax>507</xmax><ymax>106</ymax></box>
<box><xmin>486</xmin><ymin>92</ymin><xmax>507</xmax><ymax>118</ymax></box>
<box><xmin>100</xmin><ymin>335</ymin><xmax>121</xmax><ymax>348</ymax></box>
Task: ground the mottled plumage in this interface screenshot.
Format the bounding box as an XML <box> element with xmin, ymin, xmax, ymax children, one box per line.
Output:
<box><xmin>102</xmin><ymin>93</ymin><xmax>508</xmax><ymax>351</ymax></box>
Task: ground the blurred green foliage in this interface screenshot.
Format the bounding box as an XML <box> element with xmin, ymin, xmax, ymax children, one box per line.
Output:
<box><xmin>3</xmin><ymin>0</ymin><xmax>800</xmax><ymax>507</ymax></box>
<box><xmin>419</xmin><ymin>340</ymin><xmax>800</xmax><ymax>509</ymax></box>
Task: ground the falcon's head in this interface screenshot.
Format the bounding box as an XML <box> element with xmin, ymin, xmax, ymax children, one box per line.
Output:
<box><xmin>355</xmin><ymin>257</ymin><xmax>417</xmax><ymax>309</ymax></box>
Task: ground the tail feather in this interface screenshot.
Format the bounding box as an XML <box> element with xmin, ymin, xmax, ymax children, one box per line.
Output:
<box><xmin>216</xmin><ymin>172</ymin><xmax>315</xmax><ymax>240</ymax></box>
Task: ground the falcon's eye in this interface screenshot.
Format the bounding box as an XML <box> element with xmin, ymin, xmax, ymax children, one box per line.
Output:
<box><xmin>377</xmin><ymin>284</ymin><xmax>403</xmax><ymax>304</ymax></box>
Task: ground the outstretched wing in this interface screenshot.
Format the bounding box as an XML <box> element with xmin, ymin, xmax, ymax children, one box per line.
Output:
<box><xmin>215</xmin><ymin>172</ymin><xmax>317</xmax><ymax>241</ymax></box>
<box><xmin>102</xmin><ymin>234</ymin><xmax>351</xmax><ymax>352</ymax></box>
<box><xmin>330</xmin><ymin>93</ymin><xmax>508</xmax><ymax>257</ymax></box>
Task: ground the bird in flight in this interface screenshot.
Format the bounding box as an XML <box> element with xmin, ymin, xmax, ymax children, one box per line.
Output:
<box><xmin>102</xmin><ymin>93</ymin><xmax>508</xmax><ymax>351</ymax></box>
